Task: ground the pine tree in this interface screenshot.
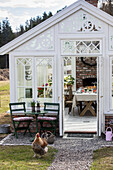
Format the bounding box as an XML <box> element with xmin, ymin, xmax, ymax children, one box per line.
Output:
<box><xmin>19</xmin><ymin>24</ymin><xmax>25</xmax><ymax>35</ymax></box>
<box><xmin>42</xmin><ymin>12</ymin><xmax>48</xmax><ymax>21</ymax></box>
<box><xmin>1</xmin><ymin>18</ymin><xmax>15</xmax><ymax>47</ymax></box>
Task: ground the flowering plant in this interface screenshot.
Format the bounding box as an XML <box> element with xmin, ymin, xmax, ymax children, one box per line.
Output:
<box><xmin>38</xmin><ymin>87</ymin><xmax>44</xmax><ymax>93</ymax></box>
<box><xmin>45</xmin><ymin>83</ymin><xmax>48</xmax><ymax>86</ymax></box>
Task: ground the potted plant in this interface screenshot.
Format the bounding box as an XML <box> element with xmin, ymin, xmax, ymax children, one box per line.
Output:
<box><xmin>64</xmin><ymin>75</ymin><xmax>75</xmax><ymax>88</ymax></box>
<box><xmin>31</xmin><ymin>100</ymin><xmax>35</xmax><ymax>112</ymax></box>
<box><xmin>37</xmin><ymin>101</ymin><xmax>40</xmax><ymax>112</ymax></box>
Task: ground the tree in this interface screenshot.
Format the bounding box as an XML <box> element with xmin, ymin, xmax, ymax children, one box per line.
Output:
<box><xmin>48</xmin><ymin>11</ymin><xmax>53</xmax><ymax>18</ymax></box>
<box><xmin>100</xmin><ymin>0</ymin><xmax>113</xmax><ymax>16</ymax></box>
<box><xmin>0</xmin><ymin>22</ymin><xmax>2</xmax><ymax>46</ymax></box>
<box><xmin>0</xmin><ymin>18</ymin><xmax>15</xmax><ymax>47</ymax></box>
<box><xmin>25</xmin><ymin>20</ymin><xmax>29</xmax><ymax>31</ymax></box>
<box><xmin>19</xmin><ymin>24</ymin><xmax>25</xmax><ymax>35</ymax></box>
<box><xmin>36</xmin><ymin>16</ymin><xmax>42</xmax><ymax>24</ymax></box>
<box><xmin>42</xmin><ymin>12</ymin><xmax>48</xmax><ymax>21</ymax></box>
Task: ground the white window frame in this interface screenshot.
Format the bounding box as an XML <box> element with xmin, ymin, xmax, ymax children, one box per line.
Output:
<box><xmin>15</xmin><ymin>56</ymin><xmax>54</xmax><ymax>108</ymax></box>
<box><xmin>61</xmin><ymin>39</ymin><xmax>102</xmax><ymax>56</ymax></box>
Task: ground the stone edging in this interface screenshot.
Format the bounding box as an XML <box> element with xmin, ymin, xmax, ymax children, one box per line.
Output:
<box><xmin>0</xmin><ymin>134</ymin><xmax>13</xmax><ymax>145</ymax></box>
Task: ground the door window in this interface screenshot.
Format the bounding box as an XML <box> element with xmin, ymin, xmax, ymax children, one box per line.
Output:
<box><xmin>36</xmin><ymin>58</ymin><xmax>53</xmax><ymax>103</ymax></box>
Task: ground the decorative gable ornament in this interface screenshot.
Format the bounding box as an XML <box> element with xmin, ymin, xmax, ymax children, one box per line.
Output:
<box><xmin>78</xmin><ymin>13</ymin><xmax>102</xmax><ymax>32</ymax></box>
<box><xmin>59</xmin><ymin>10</ymin><xmax>102</xmax><ymax>33</ymax></box>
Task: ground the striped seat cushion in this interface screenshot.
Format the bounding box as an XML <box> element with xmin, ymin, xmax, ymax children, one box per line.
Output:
<box><xmin>37</xmin><ymin>116</ymin><xmax>56</xmax><ymax>121</ymax></box>
<box><xmin>13</xmin><ymin>117</ymin><xmax>33</xmax><ymax>121</ymax></box>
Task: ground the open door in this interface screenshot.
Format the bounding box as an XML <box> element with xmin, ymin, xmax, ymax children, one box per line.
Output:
<box><xmin>62</xmin><ymin>56</ymin><xmax>98</xmax><ymax>135</ymax></box>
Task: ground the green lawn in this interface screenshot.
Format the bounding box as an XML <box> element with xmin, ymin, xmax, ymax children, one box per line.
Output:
<box><xmin>0</xmin><ymin>145</ymin><xmax>58</xmax><ymax>170</ymax></box>
<box><xmin>90</xmin><ymin>147</ymin><xmax>113</xmax><ymax>170</ymax></box>
<box><xmin>0</xmin><ymin>81</ymin><xmax>10</xmax><ymax>92</ymax></box>
<box><xmin>0</xmin><ymin>81</ymin><xmax>10</xmax><ymax>125</ymax></box>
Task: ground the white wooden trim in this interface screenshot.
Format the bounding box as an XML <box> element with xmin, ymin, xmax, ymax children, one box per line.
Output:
<box><xmin>104</xmin><ymin>112</ymin><xmax>113</xmax><ymax>115</ymax></box>
<box><xmin>54</xmin><ymin>24</ymin><xmax>59</xmax><ymax>102</ymax></box>
<box><xmin>10</xmin><ymin>51</ymin><xmax>56</xmax><ymax>56</ymax></box>
<box><xmin>60</xmin><ymin>38</ymin><xmax>103</xmax><ymax>136</ymax></box>
<box><xmin>9</xmin><ymin>54</ymin><xmax>14</xmax><ymax>102</ymax></box>
<box><xmin>58</xmin><ymin>37</ymin><xmax>63</xmax><ymax>136</ymax></box>
<box><xmin>1</xmin><ymin>0</ymin><xmax>113</xmax><ymax>55</ymax></box>
<box><xmin>110</xmin><ymin>57</ymin><xmax>112</xmax><ymax>110</ymax></box>
<box><xmin>58</xmin><ymin>34</ymin><xmax>106</xmax><ymax>39</ymax></box>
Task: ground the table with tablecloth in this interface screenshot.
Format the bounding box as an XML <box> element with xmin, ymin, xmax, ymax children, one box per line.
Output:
<box><xmin>72</xmin><ymin>93</ymin><xmax>97</xmax><ymax>116</ymax></box>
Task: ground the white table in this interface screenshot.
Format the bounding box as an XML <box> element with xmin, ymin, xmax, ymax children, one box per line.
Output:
<box><xmin>72</xmin><ymin>93</ymin><xmax>97</xmax><ymax>116</ymax></box>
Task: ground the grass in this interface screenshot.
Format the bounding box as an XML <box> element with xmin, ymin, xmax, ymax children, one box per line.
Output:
<box><xmin>0</xmin><ymin>81</ymin><xmax>10</xmax><ymax>125</ymax></box>
<box><xmin>0</xmin><ymin>145</ymin><xmax>58</xmax><ymax>170</ymax></box>
<box><xmin>0</xmin><ymin>81</ymin><xmax>10</xmax><ymax>92</ymax></box>
<box><xmin>90</xmin><ymin>147</ymin><xmax>113</xmax><ymax>170</ymax></box>
<box><xmin>0</xmin><ymin>134</ymin><xmax>8</xmax><ymax>140</ymax></box>
<box><xmin>0</xmin><ymin>81</ymin><xmax>58</xmax><ymax>169</ymax></box>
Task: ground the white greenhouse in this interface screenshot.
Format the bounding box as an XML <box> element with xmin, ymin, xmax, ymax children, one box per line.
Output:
<box><xmin>1</xmin><ymin>0</ymin><xmax>113</xmax><ymax>136</ymax></box>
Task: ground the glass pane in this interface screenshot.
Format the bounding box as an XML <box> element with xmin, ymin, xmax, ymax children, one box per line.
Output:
<box><xmin>37</xmin><ymin>87</ymin><xmax>44</xmax><ymax>98</ymax></box>
<box><xmin>112</xmin><ymin>65</ymin><xmax>113</xmax><ymax>74</ymax></box>
<box><xmin>25</xmin><ymin>88</ymin><xmax>32</xmax><ymax>98</ymax></box>
<box><xmin>25</xmin><ymin>65</ymin><xmax>32</xmax><ymax>86</ymax></box>
<box><xmin>45</xmin><ymin>87</ymin><xmax>52</xmax><ymax>98</ymax></box>
<box><xmin>64</xmin><ymin>57</ymin><xmax>72</xmax><ymax>77</ymax></box>
<box><xmin>17</xmin><ymin>88</ymin><xmax>24</xmax><ymax>102</ymax></box>
<box><xmin>77</xmin><ymin>42</ymin><xmax>86</xmax><ymax>53</ymax></box>
<box><xmin>67</xmin><ymin>59</ymin><xmax>71</xmax><ymax>65</ymax></box>
<box><xmin>92</xmin><ymin>48</ymin><xmax>100</xmax><ymax>53</ymax></box>
<box><xmin>62</xmin><ymin>40</ymin><xmax>101</xmax><ymax>54</ymax></box>
<box><xmin>17</xmin><ymin>63</ymin><xmax>24</xmax><ymax>86</ymax></box>
<box><xmin>37</xmin><ymin>65</ymin><xmax>44</xmax><ymax>87</ymax></box>
<box><xmin>67</xmin><ymin>70</ymin><xmax>71</xmax><ymax>74</ymax></box>
<box><xmin>36</xmin><ymin>58</ymin><xmax>53</xmax><ymax>102</ymax></box>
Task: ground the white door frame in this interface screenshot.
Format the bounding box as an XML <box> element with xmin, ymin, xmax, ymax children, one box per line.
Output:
<box><xmin>97</xmin><ymin>56</ymin><xmax>104</xmax><ymax>136</ymax></box>
<box><xmin>61</xmin><ymin>55</ymin><xmax>103</xmax><ymax>136</ymax></box>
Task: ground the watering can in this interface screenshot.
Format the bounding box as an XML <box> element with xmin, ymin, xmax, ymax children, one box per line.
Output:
<box><xmin>105</xmin><ymin>127</ymin><xmax>113</xmax><ymax>141</ymax></box>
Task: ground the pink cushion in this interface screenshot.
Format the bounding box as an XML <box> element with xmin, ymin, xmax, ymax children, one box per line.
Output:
<box><xmin>37</xmin><ymin>116</ymin><xmax>56</xmax><ymax>121</ymax></box>
<box><xmin>13</xmin><ymin>117</ymin><xmax>33</xmax><ymax>121</ymax></box>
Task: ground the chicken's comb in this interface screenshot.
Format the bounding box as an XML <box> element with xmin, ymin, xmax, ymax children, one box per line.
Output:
<box><xmin>36</xmin><ymin>133</ymin><xmax>40</xmax><ymax>137</ymax></box>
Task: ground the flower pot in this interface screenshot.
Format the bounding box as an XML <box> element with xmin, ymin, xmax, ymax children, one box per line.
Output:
<box><xmin>37</xmin><ymin>106</ymin><xmax>40</xmax><ymax>112</ymax></box>
<box><xmin>67</xmin><ymin>85</ymin><xmax>72</xmax><ymax>89</ymax></box>
<box><xmin>0</xmin><ymin>124</ymin><xmax>10</xmax><ymax>134</ymax></box>
<box><xmin>31</xmin><ymin>106</ymin><xmax>35</xmax><ymax>112</ymax></box>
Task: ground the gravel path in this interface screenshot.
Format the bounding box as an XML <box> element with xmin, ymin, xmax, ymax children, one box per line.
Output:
<box><xmin>1</xmin><ymin>133</ymin><xmax>113</xmax><ymax>170</ymax></box>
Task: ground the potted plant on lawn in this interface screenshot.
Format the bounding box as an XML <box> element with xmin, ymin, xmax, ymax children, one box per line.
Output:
<box><xmin>31</xmin><ymin>100</ymin><xmax>35</xmax><ymax>112</ymax></box>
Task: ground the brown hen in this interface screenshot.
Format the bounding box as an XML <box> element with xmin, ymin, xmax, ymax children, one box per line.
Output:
<box><xmin>32</xmin><ymin>132</ymin><xmax>48</xmax><ymax>157</ymax></box>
